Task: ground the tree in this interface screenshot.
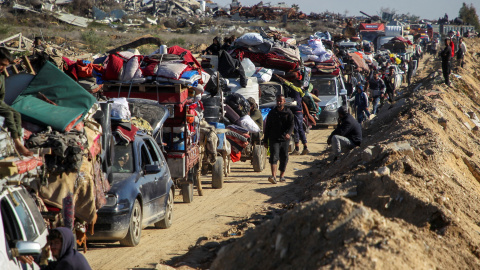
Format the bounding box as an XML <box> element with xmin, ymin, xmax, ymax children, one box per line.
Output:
<box><xmin>459</xmin><ymin>2</ymin><xmax>480</xmax><ymax>31</ymax></box>
<box><xmin>291</xmin><ymin>4</ymin><xmax>299</xmax><ymax>11</ymax></box>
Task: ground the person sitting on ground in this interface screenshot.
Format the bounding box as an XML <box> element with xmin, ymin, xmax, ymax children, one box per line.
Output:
<box><xmin>221</xmin><ymin>36</ymin><xmax>233</xmax><ymax>51</ymax></box>
<box><xmin>203</xmin><ymin>37</ymin><xmax>222</xmax><ymax>55</ymax></box>
<box><xmin>0</xmin><ymin>48</ymin><xmax>33</xmax><ymax>156</ymax></box>
<box><xmin>263</xmin><ymin>94</ymin><xmax>294</xmax><ymax>184</ymax></box>
<box><xmin>327</xmin><ymin>106</ymin><xmax>362</xmax><ymax>158</ymax></box>
<box><xmin>42</xmin><ymin>227</ymin><xmax>92</xmax><ymax>270</ymax></box>
<box><xmin>247</xmin><ymin>97</ymin><xmax>263</xmax><ymax>131</ymax></box>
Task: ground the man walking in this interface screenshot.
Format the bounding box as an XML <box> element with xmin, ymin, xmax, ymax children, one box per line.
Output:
<box><xmin>354</xmin><ymin>84</ymin><xmax>370</xmax><ymax>124</ymax></box>
<box><xmin>440</xmin><ymin>38</ymin><xmax>452</xmax><ymax>86</ymax></box>
<box><xmin>327</xmin><ymin>106</ymin><xmax>362</xmax><ymax>158</ymax></box>
<box><xmin>263</xmin><ymin>94</ymin><xmax>294</xmax><ymax>184</ymax></box>
<box><xmin>385</xmin><ymin>66</ymin><xmax>396</xmax><ymax>103</ymax></box>
<box><xmin>275</xmin><ymin>75</ymin><xmax>309</xmax><ymax>155</ymax></box>
<box><xmin>366</xmin><ymin>71</ymin><xmax>385</xmax><ymax>115</ymax></box>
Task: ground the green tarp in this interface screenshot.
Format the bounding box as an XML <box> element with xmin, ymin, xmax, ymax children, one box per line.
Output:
<box><xmin>12</xmin><ymin>61</ymin><xmax>96</xmax><ymax>131</ymax></box>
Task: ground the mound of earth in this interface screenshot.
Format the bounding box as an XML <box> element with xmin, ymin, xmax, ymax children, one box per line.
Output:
<box><xmin>211</xmin><ymin>38</ymin><xmax>480</xmax><ymax>269</ymax></box>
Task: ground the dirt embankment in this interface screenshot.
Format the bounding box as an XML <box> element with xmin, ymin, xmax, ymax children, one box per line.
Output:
<box><xmin>210</xmin><ymin>39</ymin><xmax>480</xmax><ymax>269</ymax></box>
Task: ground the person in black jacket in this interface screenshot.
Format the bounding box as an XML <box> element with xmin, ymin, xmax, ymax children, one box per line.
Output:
<box><xmin>203</xmin><ymin>36</ymin><xmax>222</xmax><ymax>55</ymax></box>
<box><xmin>440</xmin><ymin>37</ymin><xmax>452</xmax><ymax>86</ymax></box>
<box><xmin>263</xmin><ymin>95</ymin><xmax>294</xmax><ymax>184</ymax></box>
<box><xmin>327</xmin><ymin>106</ymin><xmax>362</xmax><ymax>158</ymax></box>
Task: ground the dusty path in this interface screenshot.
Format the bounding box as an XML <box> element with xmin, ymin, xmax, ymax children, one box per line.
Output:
<box><xmin>85</xmin><ymin>128</ymin><xmax>333</xmax><ymax>269</ymax></box>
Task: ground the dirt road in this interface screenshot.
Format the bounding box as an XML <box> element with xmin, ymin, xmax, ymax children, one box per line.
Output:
<box><xmin>85</xmin><ymin>128</ymin><xmax>332</xmax><ymax>269</ymax></box>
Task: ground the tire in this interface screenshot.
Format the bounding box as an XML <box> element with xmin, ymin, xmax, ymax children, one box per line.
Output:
<box><xmin>154</xmin><ymin>189</ymin><xmax>174</xmax><ymax>229</ymax></box>
<box><xmin>119</xmin><ymin>199</ymin><xmax>142</xmax><ymax>247</ymax></box>
<box><xmin>212</xmin><ymin>156</ymin><xmax>224</xmax><ymax>189</ymax></box>
<box><xmin>182</xmin><ymin>182</ymin><xmax>193</xmax><ymax>203</ymax></box>
<box><xmin>252</xmin><ymin>145</ymin><xmax>266</xmax><ymax>172</ymax></box>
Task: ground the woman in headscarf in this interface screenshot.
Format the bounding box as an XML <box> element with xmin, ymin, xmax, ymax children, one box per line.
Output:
<box><xmin>203</xmin><ymin>36</ymin><xmax>222</xmax><ymax>55</ymax></box>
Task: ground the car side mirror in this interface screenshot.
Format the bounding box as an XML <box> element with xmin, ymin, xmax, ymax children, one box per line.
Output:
<box><xmin>339</xmin><ymin>89</ymin><xmax>348</xmax><ymax>96</ymax></box>
<box><xmin>144</xmin><ymin>164</ymin><xmax>161</xmax><ymax>174</ymax></box>
<box><xmin>12</xmin><ymin>241</ymin><xmax>42</xmax><ymax>257</ymax></box>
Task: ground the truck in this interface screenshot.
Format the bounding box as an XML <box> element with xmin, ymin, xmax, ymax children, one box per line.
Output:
<box><xmin>358</xmin><ymin>23</ymin><xmax>385</xmax><ymax>43</ymax></box>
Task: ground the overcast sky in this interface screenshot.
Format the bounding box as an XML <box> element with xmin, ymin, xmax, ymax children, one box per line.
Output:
<box><xmin>214</xmin><ymin>0</ymin><xmax>479</xmax><ymax>20</ymax></box>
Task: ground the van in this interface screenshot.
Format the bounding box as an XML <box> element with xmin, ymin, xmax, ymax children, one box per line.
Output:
<box><xmin>310</xmin><ymin>72</ymin><xmax>348</xmax><ymax>126</ymax></box>
<box><xmin>1</xmin><ymin>185</ymin><xmax>47</xmax><ymax>269</ymax></box>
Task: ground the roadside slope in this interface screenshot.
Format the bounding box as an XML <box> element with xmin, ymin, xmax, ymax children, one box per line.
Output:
<box><xmin>212</xmin><ymin>39</ymin><xmax>480</xmax><ymax>269</ymax></box>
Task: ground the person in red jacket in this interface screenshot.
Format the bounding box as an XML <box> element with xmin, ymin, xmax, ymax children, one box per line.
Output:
<box><xmin>450</xmin><ymin>37</ymin><xmax>455</xmax><ymax>58</ymax></box>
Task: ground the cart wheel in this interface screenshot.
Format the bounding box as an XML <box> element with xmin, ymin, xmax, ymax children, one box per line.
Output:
<box><xmin>182</xmin><ymin>183</ymin><xmax>193</xmax><ymax>203</ymax></box>
<box><xmin>252</xmin><ymin>145</ymin><xmax>266</xmax><ymax>172</ymax></box>
<box><xmin>212</xmin><ymin>156</ymin><xmax>224</xmax><ymax>189</ymax></box>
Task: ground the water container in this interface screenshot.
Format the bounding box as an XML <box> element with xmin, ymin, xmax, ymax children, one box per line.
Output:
<box><xmin>159</xmin><ymin>45</ymin><xmax>168</xmax><ymax>55</ymax></box>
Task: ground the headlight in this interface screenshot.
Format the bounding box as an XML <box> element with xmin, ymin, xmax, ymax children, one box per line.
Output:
<box><xmin>325</xmin><ymin>102</ymin><xmax>337</xmax><ymax>111</ymax></box>
<box><xmin>104</xmin><ymin>194</ymin><xmax>117</xmax><ymax>207</ymax></box>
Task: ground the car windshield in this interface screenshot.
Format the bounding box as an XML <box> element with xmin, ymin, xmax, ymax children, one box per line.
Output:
<box><xmin>310</xmin><ymin>79</ymin><xmax>336</xmax><ymax>96</ymax></box>
<box><xmin>113</xmin><ymin>144</ymin><xmax>134</xmax><ymax>173</ymax></box>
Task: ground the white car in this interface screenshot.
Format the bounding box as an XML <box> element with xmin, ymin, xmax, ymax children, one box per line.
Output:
<box><xmin>0</xmin><ymin>185</ymin><xmax>47</xmax><ymax>270</ymax></box>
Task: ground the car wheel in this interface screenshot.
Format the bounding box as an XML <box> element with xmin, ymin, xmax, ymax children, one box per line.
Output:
<box><xmin>182</xmin><ymin>182</ymin><xmax>193</xmax><ymax>203</ymax></box>
<box><xmin>252</xmin><ymin>145</ymin><xmax>265</xmax><ymax>172</ymax></box>
<box><xmin>212</xmin><ymin>156</ymin><xmax>224</xmax><ymax>189</ymax></box>
<box><xmin>120</xmin><ymin>199</ymin><xmax>142</xmax><ymax>247</ymax></box>
<box><xmin>155</xmin><ymin>189</ymin><xmax>174</xmax><ymax>229</ymax></box>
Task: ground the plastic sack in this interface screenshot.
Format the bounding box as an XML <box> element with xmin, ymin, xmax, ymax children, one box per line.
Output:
<box><xmin>156</xmin><ymin>61</ymin><xmax>188</xmax><ymax>79</ymax></box>
<box><xmin>110</xmin><ymin>98</ymin><xmax>131</xmax><ymax>120</ymax></box>
<box><xmin>225</xmin><ymin>93</ymin><xmax>250</xmax><ymax>117</ymax></box>
<box><xmin>241</xmin><ymin>58</ymin><xmax>256</xmax><ymax>77</ymax></box>
<box><xmin>236</xmin><ymin>115</ymin><xmax>260</xmax><ymax>133</ymax></box>
<box><xmin>308</xmin><ymin>39</ymin><xmax>326</xmax><ymax>55</ymax></box>
<box><xmin>253</xmin><ymin>67</ymin><xmax>273</xmax><ymax>83</ymax></box>
<box><xmin>236</xmin><ymin>33</ymin><xmax>264</xmax><ymax>46</ymax></box>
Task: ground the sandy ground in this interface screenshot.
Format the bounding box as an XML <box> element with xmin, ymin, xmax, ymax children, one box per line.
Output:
<box><xmin>84</xmin><ymin>128</ymin><xmax>332</xmax><ymax>269</ymax></box>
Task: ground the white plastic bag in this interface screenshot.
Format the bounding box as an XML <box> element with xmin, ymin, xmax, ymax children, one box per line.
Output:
<box><xmin>241</xmin><ymin>58</ymin><xmax>256</xmax><ymax>77</ymax></box>
<box><xmin>110</xmin><ymin>98</ymin><xmax>131</xmax><ymax>120</ymax></box>
<box><xmin>236</xmin><ymin>33</ymin><xmax>264</xmax><ymax>46</ymax></box>
<box><xmin>252</xmin><ymin>67</ymin><xmax>273</xmax><ymax>83</ymax></box>
<box><xmin>236</xmin><ymin>115</ymin><xmax>260</xmax><ymax>133</ymax></box>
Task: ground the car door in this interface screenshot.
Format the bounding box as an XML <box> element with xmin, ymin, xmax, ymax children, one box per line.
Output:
<box><xmin>0</xmin><ymin>188</ymin><xmax>40</xmax><ymax>270</ymax></box>
<box><xmin>144</xmin><ymin>138</ymin><xmax>169</xmax><ymax>215</ymax></box>
<box><xmin>137</xmin><ymin>142</ymin><xmax>160</xmax><ymax>224</ymax></box>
